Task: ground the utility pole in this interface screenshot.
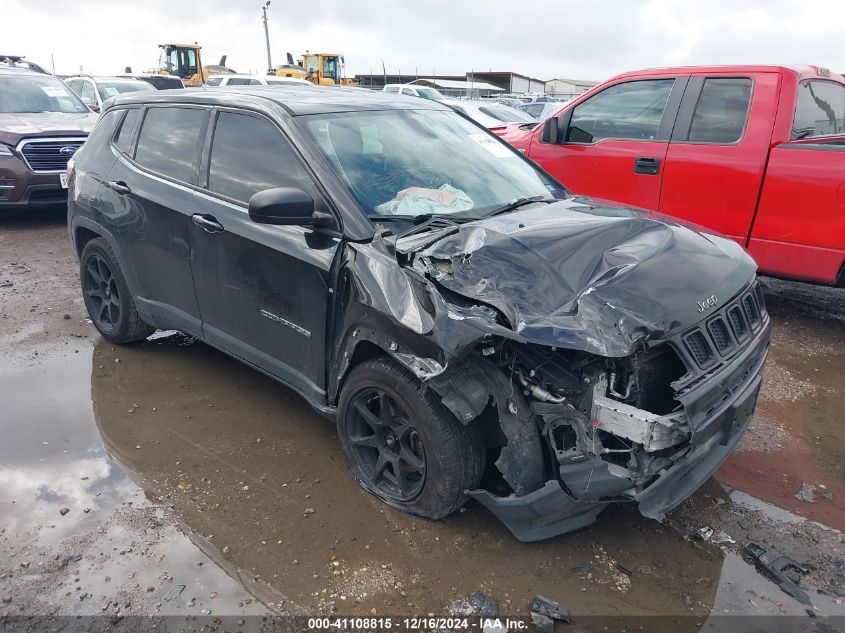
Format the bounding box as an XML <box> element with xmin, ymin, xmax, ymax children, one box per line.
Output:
<box><xmin>262</xmin><ymin>1</ymin><xmax>272</xmax><ymax>73</ymax></box>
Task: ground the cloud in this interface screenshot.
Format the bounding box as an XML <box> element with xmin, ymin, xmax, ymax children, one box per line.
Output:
<box><xmin>6</xmin><ymin>0</ymin><xmax>845</xmax><ymax>82</ymax></box>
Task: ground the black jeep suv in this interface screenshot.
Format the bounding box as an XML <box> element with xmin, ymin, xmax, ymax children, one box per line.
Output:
<box><xmin>68</xmin><ymin>87</ymin><xmax>770</xmax><ymax>541</ymax></box>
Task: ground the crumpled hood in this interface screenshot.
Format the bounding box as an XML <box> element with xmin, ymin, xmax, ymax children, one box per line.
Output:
<box><xmin>400</xmin><ymin>197</ymin><xmax>757</xmax><ymax>356</ymax></box>
<box><xmin>0</xmin><ymin>112</ymin><xmax>96</xmax><ymax>144</ymax></box>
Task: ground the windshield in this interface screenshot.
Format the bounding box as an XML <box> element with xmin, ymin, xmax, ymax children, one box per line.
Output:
<box><xmin>478</xmin><ymin>105</ymin><xmax>535</xmax><ymax>123</ymax></box>
<box><xmin>0</xmin><ymin>74</ymin><xmax>88</xmax><ymax>113</ymax></box>
<box><xmin>96</xmin><ymin>82</ymin><xmax>155</xmax><ymax>100</ymax></box>
<box><xmin>300</xmin><ymin>109</ymin><xmax>564</xmax><ymax>218</ymax></box>
<box><xmin>415</xmin><ymin>88</ymin><xmax>445</xmax><ymax>101</ymax></box>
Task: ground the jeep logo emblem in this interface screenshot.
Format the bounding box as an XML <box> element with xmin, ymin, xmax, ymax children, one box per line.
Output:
<box><xmin>59</xmin><ymin>146</ymin><xmax>78</xmax><ymax>157</ymax></box>
<box><xmin>696</xmin><ymin>294</ymin><xmax>718</xmax><ymax>313</ymax></box>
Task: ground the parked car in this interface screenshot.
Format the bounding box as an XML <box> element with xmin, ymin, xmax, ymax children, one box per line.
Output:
<box><xmin>504</xmin><ymin>65</ymin><xmax>845</xmax><ymax>286</ymax></box>
<box><xmin>449</xmin><ymin>99</ymin><xmax>536</xmax><ymax>131</ymax></box>
<box><xmin>495</xmin><ymin>97</ymin><xmax>526</xmax><ymax>108</ymax></box>
<box><xmin>382</xmin><ymin>83</ymin><xmax>448</xmax><ymax>101</ymax></box>
<box><xmin>518</xmin><ymin>101</ymin><xmax>562</xmax><ymax>120</ymax></box>
<box><xmin>68</xmin><ymin>87</ymin><xmax>769</xmax><ymax>541</ymax></box>
<box><xmin>205</xmin><ymin>74</ymin><xmax>311</xmax><ymax>87</ymax></box>
<box><xmin>116</xmin><ymin>73</ymin><xmax>185</xmax><ymax>90</ymax></box>
<box><xmin>0</xmin><ymin>65</ymin><xmax>96</xmax><ymax>209</ymax></box>
<box><xmin>64</xmin><ymin>76</ymin><xmax>155</xmax><ymax>112</ymax></box>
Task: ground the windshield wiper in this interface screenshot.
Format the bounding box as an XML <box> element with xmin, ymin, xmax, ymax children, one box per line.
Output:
<box><xmin>483</xmin><ymin>195</ymin><xmax>554</xmax><ymax>218</ymax></box>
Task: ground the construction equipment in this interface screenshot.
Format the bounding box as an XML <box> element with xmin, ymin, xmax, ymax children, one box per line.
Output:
<box><xmin>154</xmin><ymin>43</ymin><xmax>236</xmax><ymax>87</ymax></box>
<box><xmin>273</xmin><ymin>51</ymin><xmax>355</xmax><ymax>86</ymax></box>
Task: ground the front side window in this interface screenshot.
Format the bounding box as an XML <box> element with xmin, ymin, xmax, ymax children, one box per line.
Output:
<box><xmin>0</xmin><ymin>74</ymin><xmax>88</xmax><ymax>113</ymax></box>
<box><xmin>300</xmin><ymin>109</ymin><xmax>565</xmax><ymax>218</ymax></box>
<box><xmin>686</xmin><ymin>78</ymin><xmax>752</xmax><ymax>144</ymax></box>
<box><xmin>134</xmin><ymin>107</ymin><xmax>206</xmax><ymax>183</ymax></box>
<box><xmin>792</xmin><ymin>80</ymin><xmax>845</xmax><ymax>139</ymax></box>
<box><xmin>322</xmin><ymin>57</ymin><xmax>338</xmax><ymax>83</ymax></box>
<box><xmin>207</xmin><ymin>111</ymin><xmax>315</xmax><ymax>204</ymax></box>
<box><xmin>567</xmin><ymin>79</ymin><xmax>675</xmax><ymax>143</ymax></box>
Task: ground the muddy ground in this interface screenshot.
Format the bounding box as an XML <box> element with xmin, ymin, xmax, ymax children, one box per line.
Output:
<box><xmin>1</xmin><ymin>208</ymin><xmax>844</xmax><ymax>632</ymax></box>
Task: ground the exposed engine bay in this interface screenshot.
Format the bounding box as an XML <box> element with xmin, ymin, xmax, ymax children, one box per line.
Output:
<box><xmin>431</xmin><ymin>339</ymin><xmax>694</xmax><ymax>501</ymax></box>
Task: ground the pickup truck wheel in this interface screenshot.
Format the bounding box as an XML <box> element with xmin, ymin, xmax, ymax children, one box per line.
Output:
<box><xmin>80</xmin><ymin>238</ymin><xmax>154</xmax><ymax>344</ymax></box>
<box><xmin>337</xmin><ymin>357</ymin><xmax>485</xmax><ymax>520</ymax></box>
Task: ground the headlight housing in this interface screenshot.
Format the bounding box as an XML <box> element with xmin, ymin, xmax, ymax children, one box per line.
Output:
<box><xmin>0</xmin><ymin>143</ymin><xmax>14</xmax><ymax>157</ymax></box>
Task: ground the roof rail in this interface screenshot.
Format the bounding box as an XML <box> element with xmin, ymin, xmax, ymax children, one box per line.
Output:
<box><xmin>0</xmin><ymin>55</ymin><xmax>49</xmax><ymax>74</ymax></box>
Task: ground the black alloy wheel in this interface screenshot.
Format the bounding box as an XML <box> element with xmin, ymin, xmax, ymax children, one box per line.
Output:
<box><xmin>84</xmin><ymin>254</ymin><xmax>120</xmax><ymax>331</ymax></box>
<box><xmin>345</xmin><ymin>387</ymin><xmax>427</xmax><ymax>501</ymax></box>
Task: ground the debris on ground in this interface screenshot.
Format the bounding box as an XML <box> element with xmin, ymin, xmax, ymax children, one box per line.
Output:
<box><xmin>694</xmin><ymin>526</ymin><xmax>714</xmax><ymax>541</ymax></box>
<box><xmin>529</xmin><ymin>595</ymin><xmax>570</xmax><ymax>633</ymax></box>
<box><xmin>745</xmin><ymin>543</ymin><xmax>811</xmax><ymax>605</ymax></box>
<box><xmin>795</xmin><ymin>483</ymin><xmax>816</xmax><ymax>503</ymax></box>
<box><xmin>164</xmin><ymin>584</ymin><xmax>186</xmax><ymax>602</ymax></box>
<box><xmin>711</xmin><ymin>531</ymin><xmax>737</xmax><ymax>545</ymax></box>
<box><xmin>448</xmin><ymin>592</ymin><xmax>498</xmax><ymax>618</ymax></box>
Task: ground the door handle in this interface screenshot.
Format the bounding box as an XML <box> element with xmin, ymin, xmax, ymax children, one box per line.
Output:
<box><xmin>191</xmin><ymin>213</ymin><xmax>224</xmax><ymax>233</ymax></box>
<box><xmin>633</xmin><ymin>156</ymin><xmax>660</xmax><ymax>175</ymax></box>
<box><xmin>107</xmin><ymin>180</ymin><xmax>131</xmax><ymax>195</ymax></box>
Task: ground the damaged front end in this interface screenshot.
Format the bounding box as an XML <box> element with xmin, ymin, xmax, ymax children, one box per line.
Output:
<box><xmin>336</xmin><ymin>201</ymin><xmax>770</xmax><ymax>541</ymax></box>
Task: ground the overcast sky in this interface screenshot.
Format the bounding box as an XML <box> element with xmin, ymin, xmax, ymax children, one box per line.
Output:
<box><xmin>8</xmin><ymin>0</ymin><xmax>845</xmax><ymax>81</ymax></box>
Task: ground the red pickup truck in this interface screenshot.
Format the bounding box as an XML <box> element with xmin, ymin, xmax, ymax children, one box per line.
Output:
<box><xmin>503</xmin><ymin>65</ymin><xmax>845</xmax><ymax>285</ymax></box>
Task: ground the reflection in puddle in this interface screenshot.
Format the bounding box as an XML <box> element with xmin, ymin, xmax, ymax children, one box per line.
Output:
<box><xmin>0</xmin><ymin>350</ymin><xmax>272</xmax><ymax>617</ymax></box>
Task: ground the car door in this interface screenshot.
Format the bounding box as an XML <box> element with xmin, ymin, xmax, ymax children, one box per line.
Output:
<box><xmin>658</xmin><ymin>72</ymin><xmax>779</xmax><ymax>244</ymax></box>
<box><xmin>528</xmin><ymin>76</ymin><xmax>687</xmax><ymax>210</ymax></box>
<box><xmin>98</xmin><ymin>105</ymin><xmax>208</xmax><ymax>334</ymax></box>
<box><xmin>188</xmin><ymin>109</ymin><xmax>339</xmax><ymax>404</ymax></box>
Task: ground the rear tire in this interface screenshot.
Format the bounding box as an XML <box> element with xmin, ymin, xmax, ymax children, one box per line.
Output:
<box><xmin>337</xmin><ymin>357</ymin><xmax>485</xmax><ymax>519</ymax></box>
<box><xmin>80</xmin><ymin>238</ymin><xmax>154</xmax><ymax>344</ymax></box>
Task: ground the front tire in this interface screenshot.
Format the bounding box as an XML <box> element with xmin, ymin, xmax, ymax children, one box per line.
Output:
<box><xmin>337</xmin><ymin>357</ymin><xmax>485</xmax><ymax>519</ymax></box>
<box><xmin>80</xmin><ymin>238</ymin><xmax>154</xmax><ymax>344</ymax></box>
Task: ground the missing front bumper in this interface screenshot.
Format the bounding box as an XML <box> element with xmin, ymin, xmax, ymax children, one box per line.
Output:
<box><xmin>467</xmin><ymin>332</ymin><xmax>767</xmax><ymax>542</ymax></box>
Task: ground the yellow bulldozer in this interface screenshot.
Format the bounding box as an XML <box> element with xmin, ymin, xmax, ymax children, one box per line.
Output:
<box><xmin>273</xmin><ymin>52</ymin><xmax>355</xmax><ymax>86</ymax></box>
<box><xmin>154</xmin><ymin>43</ymin><xmax>236</xmax><ymax>87</ymax></box>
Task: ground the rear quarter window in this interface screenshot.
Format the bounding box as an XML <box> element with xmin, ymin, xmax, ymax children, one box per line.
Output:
<box><xmin>792</xmin><ymin>80</ymin><xmax>845</xmax><ymax>139</ymax></box>
<box><xmin>114</xmin><ymin>108</ymin><xmax>141</xmax><ymax>154</ymax></box>
<box><xmin>134</xmin><ymin>107</ymin><xmax>206</xmax><ymax>183</ymax></box>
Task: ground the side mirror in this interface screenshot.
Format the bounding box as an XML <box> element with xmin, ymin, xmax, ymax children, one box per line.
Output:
<box><xmin>541</xmin><ymin>117</ymin><xmax>559</xmax><ymax>143</ymax></box>
<box><xmin>88</xmin><ymin>104</ymin><xmax>101</xmax><ymax>113</ymax></box>
<box><xmin>248</xmin><ymin>187</ymin><xmax>334</xmax><ymax>228</ymax></box>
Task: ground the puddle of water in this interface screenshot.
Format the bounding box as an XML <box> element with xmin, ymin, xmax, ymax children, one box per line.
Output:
<box><xmin>0</xmin><ymin>350</ymin><xmax>274</xmax><ymax>617</ymax></box>
<box><xmin>728</xmin><ymin>490</ymin><xmax>806</xmax><ymax>525</ymax></box>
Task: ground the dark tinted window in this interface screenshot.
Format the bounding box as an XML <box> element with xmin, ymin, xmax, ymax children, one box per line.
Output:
<box><xmin>134</xmin><ymin>107</ymin><xmax>206</xmax><ymax>183</ymax></box>
<box><xmin>793</xmin><ymin>80</ymin><xmax>845</xmax><ymax>139</ymax></box>
<box><xmin>687</xmin><ymin>78</ymin><xmax>752</xmax><ymax>144</ymax></box>
<box><xmin>114</xmin><ymin>108</ymin><xmax>141</xmax><ymax>154</ymax></box>
<box><xmin>227</xmin><ymin>78</ymin><xmax>257</xmax><ymax>86</ymax></box>
<box><xmin>567</xmin><ymin>79</ymin><xmax>674</xmax><ymax>142</ymax></box>
<box><xmin>207</xmin><ymin>112</ymin><xmax>314</xmax><ymax>203</ymax></box>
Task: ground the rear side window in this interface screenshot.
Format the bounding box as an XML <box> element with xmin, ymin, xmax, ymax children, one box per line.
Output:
<box><xmin>205</xmin><ymin>77</ymin><xmax>222</xmax><ymax>86</ymax></box>
<box><xmin>207</xmin><ymin>111</ymin><xmax>315</xmax><ymax>204</ymax></box>
<box><xmin>384</xmin><ymin>86</ymin><xmax>399</xmax><ymax>93</ymax></box>
<box><xmin>567</xmin><ymin>79</ymin><xmax>674</xmax><ymax>142</ymax></box>
<box><xmin>687</xmin><ymin>78</ymin><xmax>752</xmax><ymax>144</ymax></box>
<box><xmin>114</xmin><ymin>108</ymin><xmax>141</xmax><ymax>154</ymax></box>
<box><xmin>792</xmin><ymin>80</ymin><xmax>845</xmax><ymax>139</ymax></box>
<box><xmin>134</xmin><ymin>107</ymin><xmax>206</xmax><ymax>183</ymax></box>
